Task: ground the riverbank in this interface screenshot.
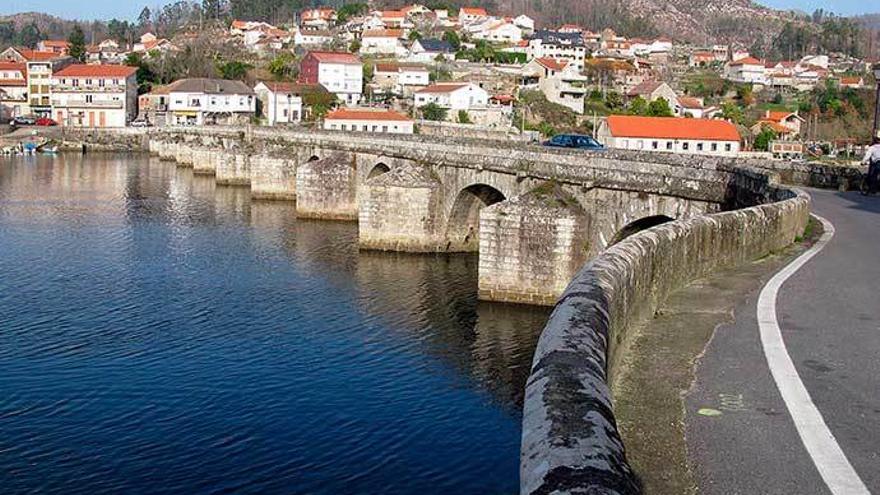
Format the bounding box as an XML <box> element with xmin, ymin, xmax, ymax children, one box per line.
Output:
<box><xmin>612</xmin><ymin>218</ymin><xmax>822</xmax><ymax>493</ymax></box>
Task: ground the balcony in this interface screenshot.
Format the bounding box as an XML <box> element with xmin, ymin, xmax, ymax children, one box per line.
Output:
<box><xmin>52</xmin><ymin>84</ymin><xmax>128</xmax><ymax>92</ymax></box>
<box><xmin>52</xmin><ymin>99</ymin><xmax>124</xmax><ymax>109</ymax></box>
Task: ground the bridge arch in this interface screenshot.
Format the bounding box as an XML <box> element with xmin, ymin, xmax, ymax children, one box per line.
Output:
<box><xmin>611</xmin><ymin>215</ymin><xmax>674</xmax><ymax>245</ymax></box>
<box><xmin>367</xmin><ymin>162</ymin><xmax>391</xmax><ymax>180</ymax></box>
<box><xmin>445</xmin><ymin>183</ymin><xmax>506</xmax><ymax>252</ymax></box>
<box><xmin>307</xmin><ymin>154</ymin><xmax>320</xmax><ymax>162</ymax></box>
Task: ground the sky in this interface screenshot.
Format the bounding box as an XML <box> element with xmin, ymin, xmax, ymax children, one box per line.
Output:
<box><xmin>0</xmin><ymin>0</ymin><xmax>877</xmax><ymax>20</ymax></box>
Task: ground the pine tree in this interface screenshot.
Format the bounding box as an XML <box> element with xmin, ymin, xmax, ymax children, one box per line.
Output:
<box><xmin>68</xmin><ymin>25</ymin><xmax>87</xmax><ymax>62</ymax></box>
<box><xmin>138</xmin><ymin>7</ymin><xmax>153</xmax><ymax>30</ymax></box>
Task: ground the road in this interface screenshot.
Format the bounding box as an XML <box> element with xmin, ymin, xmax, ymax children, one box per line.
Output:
<box><xmin>687</xmin><ymin>188</ymin><xmax>879</xmax><ymax>494</ymax></box>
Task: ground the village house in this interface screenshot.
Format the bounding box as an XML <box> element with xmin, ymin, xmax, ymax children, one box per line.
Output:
<box><xmin>51</xmin><ymin>64</ymin><xmax>138</xmax><ymax>127</ymax></box>
<box><xmin>372</xmin><ymin>62</ymin><xmax>430</xmax><ymax>95</ymax></box>
<box><xmin>167</xmin><ymin>78</ymin><xmax>256</xmax><ymax>126</ymax></box>
<box><xmin>689</xmin><ymin>51</ymin><xmax>716</xmax><ymax>68</ymax></box>
<box><xmin>138</xmin><ymin>85</ymin><xmax>170</xmax><ymax>125</ymax></box>
<box><xmin>27</xmin><ymin>53</ymin><xmax>73</xmax><ymax>118</ymax></box>
<box><xmin>295</xmin><ymin>30</ymin><xmax>333</xmax><ymax>46</ymax></box>
<box><xmin>839</xmin><ymin>76</ymin><xmax>865</xmax><ymax>89</ymax></box>
<box><xmin>299</xmin><ymin>51</ymin><xmax>364</xmax><ymax>106</ymax></box>
<box><xmin>414</xmin><ymin>82</ymin><xmax>489</xmax><ymax>117</ymax></box>
<box><xmin>514</xmin><ymin>15</ymin><xmax>535</xmax><ymax>33</ymax></box>
<box><xmin>598</xmin><ymin>115</ymin><xmax>741</xmax><ymax>156</ymax></box>
<box><xmin>360</xmin><ymin>29</ymin><xmax>406</xmax><ymax>56</ymax></box>
<box><xmin>0</xmin><ymin>61</ymin><xmax>28</xmax><ymax>120</ymax></box>
<box><xmin>626</xmin><ymin>80</ymin><xmax>678</xmax><ymax>110</ymax></box>
<box><xmin>471</xmin><ymin>20</ymin><xmax>523</xmax><ymax>43</ymax></box>
<box><xmin>323</xmin><ymin>108</ymin><xmax>414</xmax><ymax>134</ymax></box>
<box><xmin>301</xmin><ymin>8</ymin><xmax>337</xmax><ymax>30</ymax></box>
<box><xmin>751</xmin><ymin>110</ymin><xmax>804</xmax><ymax>139</ymax></box>
<box><xmin>132</xmin><ymin>33</ymin><xmax>175</xmax><ymax>57</ymax></box>
<box><xmin>253</xmin><ymin>81</ymin><xmax>306</xmax><ymax>125</ymax></box>
<box><xmin>521</xmin><ymin>57</ymin><xmax>586</xmax><ymax>114</ymax></box>
<box><xmin>526</xmin><ymin>30</ymin><xmax>587</xmax><ymax>72</ymax></box>
<box><xmin>86</xmin><ymin>39</ymin><xmax>127</xmax><ymax>64</ymax></box>
<box><xmin>459</xmin><ymin>7</ymin><xmax>489</xmax><ymax>24</ymax></box>
<box><xmin>675</xmin><ymin>96</ymin><xmax>718</xmax><ymax>119</ymax></box>
<box><xmin>409</xmin><ymin>38</ymin><xmax>454</xmax><ymax>62</ymax></box>
<box><xmin>726</xmin><ymin>56</ymin><xmax>766</xmax><ymax>84</ymax></box>
<box><xmin>37</xmin><ymin>40</ymin><xmax>70</xmax><ymax>55</ymax></box>
<box><xmin>378</xmin><ymin>10</ymin><xmax>412</xmax><ymax>29</ymax></box>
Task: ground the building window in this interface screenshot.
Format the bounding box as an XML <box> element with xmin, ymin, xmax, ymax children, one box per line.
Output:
<box><xmin>697</xmin><ymin>143</ymin><xmax>704</xmax><ymax>151</ymax></box>
<box><xmin>682</xmin><ymin>142</ymin><xmax>689</xmax><ymax>150</ymax></box>
<box><xmin>711</xmin><ymin>143</ymin><xmax>718</xmax><ymax>151</ymax></box>
<box><xmin>341</xmin><ymin>124</ymin><xmax>347</xmax><ymax>130</ymax></box>
<box><xmin>666</xmin><ymin>141</ymin><xmax>673</xmax><ymax>150</ymax></box>
<box><xmin>652</xmin><ymin>141</ymin><xmax>658</xmax><ymax>149</ymax></box>
<box><xmin>725</xmin><ymin>143</ymin><xmax>732</xmax><ymax>152</ymax></box>
<box><xmin>382</xmin><ymin>125</ymin><xmax>388</xmax><ymax>132</ymax></box>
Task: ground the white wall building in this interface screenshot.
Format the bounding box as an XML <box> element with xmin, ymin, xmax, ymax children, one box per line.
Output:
<box><xmin>323</xmin><ymin>108</ymin><xmax>414</xmax><ymax>134</ymax></box>
<box><xmin>0</xmin><ymin>61</ymin><xmax>28</xmax><ymax>119</ymax></box>
<box><xmin>598</xmin><ymin>115</ymin><xmax>741</xmax><ymax>156</ymax></box>
<box><xmin>254</xmin><ymin>81</ymin><xmax>304</xmax><ymax>125</ymax></box>
<box><xmin>167</xmin><ymin>78</ymin><xmax>255</xmax><ymax>126</ymax></box>
<box><xmin>360</xmin><ymin>29</ymin><xmax>406</xmax><ymax>56</ymax></box>
<box><xmin>300</xmin><ymin>51</ymin><xmax>363</xmax><ymax>106</ymax></box>
<box><xmin>373</xmin><ymin>62</ymin><xmax>430</xmax><ymax>95</ymax></box>
<box><xmin>414</xmin><ymin>83</ymin><xmax>489</xmax><ymax>111</ymax></box>
<box><xmin>51</xmin><ymin>64</ymin><xmax>138</xmax><ymax>127</ymax></box>
<box><xmin>726</xmin><ymin>57</ymin><xmax>766</xmax><ymax>84</ymax></box>
<box><xmin>522</xmin><ymin>58</ymin><xmax>586</xmax><ymax>114</ymax></box>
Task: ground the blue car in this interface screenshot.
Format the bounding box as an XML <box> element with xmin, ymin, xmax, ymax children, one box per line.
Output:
<box><xmin>543</xmin><ymin>134</ymin><xmax>604</xmax><ymax>150</ymax></box>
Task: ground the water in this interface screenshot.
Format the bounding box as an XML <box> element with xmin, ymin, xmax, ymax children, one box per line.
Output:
<box><xmin>0</xmin><ymin>154</ymin><xmax>552</xmax><ymax>494</ymax></box>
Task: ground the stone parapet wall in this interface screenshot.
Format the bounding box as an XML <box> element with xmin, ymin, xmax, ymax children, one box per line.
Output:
<box><xmin>520</xmin><ymin>170</ymin><xmax>810</xmax><ymax>495</ymax></box>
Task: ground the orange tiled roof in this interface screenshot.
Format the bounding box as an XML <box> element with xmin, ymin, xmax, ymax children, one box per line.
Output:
<box><xmin>677</xmin><ymin>96</ymin><xmax>703</xmax><ymax>109</ymax></box>
<box><xmin>729</xmin><ymin>56</ymin><xmax>763</xmax><ymax>66</ymax></box>
<box><xmin>55</xmin><ymin>64</ymin><xmax>137</xmax><ymax>77</ymax></box>
<box><xmin>606</xmin><ymin>115</ymin><xmax>740</xmax><ymax>141</ymax></box>
<box><xmin>535</xmin><ymin>57</ymin><xmax>568</xmax><ymax>71</ymax></box>
<box><xmin>362</xmin><ymin>29</ymin><xmax>404</xmax><ymax>38</ymax></box>
<box><xmin>460</xmin><ymin>7</ymin><xmax>488</xmax><ymax>15</ymax></box>
<box><xmin>325</xmin><ymin>108</ymin><xmax>411</xmax><ymax>121</ymax></box>
<box><xmin>415</xmin><ymin>83</ymin><xmax>469</xmax><ymax>93</ymax></box>
<box><xmin>0</xmin><ymin>62</ymin><xmax>26</xmax><ymax>71</ymax></box>
<box><xmin>20</xmin><ymin>49</ymin><xmax>63</xmax><ymax>61</ymax></box>
<box><xmin>41</xmin><ymin>40</ymin><xmax>70</xmax><ymax>48</ymax></box>
<box><xmin>381</xmin><ymin>10</ymin><xmax>406</xmax><ymax>18</ymax></box>
<box><xmin>308</xmin><ymin>51</ymin><xmax>361</xmax><ymax>64</ymax></box>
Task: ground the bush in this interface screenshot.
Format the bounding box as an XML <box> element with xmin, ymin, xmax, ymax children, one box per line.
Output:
<box><xmin>420</xmin><ymin>102</ymin><xmax>447</xmax><ymax>121</ymax></box>
<box><xmin>457</xmin><ymin>110</ymin><xmax>471</xmax><ymax>124</ymax></box>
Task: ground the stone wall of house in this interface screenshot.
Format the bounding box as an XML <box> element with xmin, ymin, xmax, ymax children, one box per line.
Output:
<box><xmin>520</xmin><ymin>168</ymin><xmax>810</xmax><ymax>495</ymax></box>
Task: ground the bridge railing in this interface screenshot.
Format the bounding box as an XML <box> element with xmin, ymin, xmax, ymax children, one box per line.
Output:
<box><xmin>520</xmin><ymin>168</ymin><xmax>810</xmax><ymax>495</ymax></box>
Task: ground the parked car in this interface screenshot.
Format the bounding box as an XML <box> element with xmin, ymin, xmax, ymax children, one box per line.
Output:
<box><xmin>12</xmin><ymin>116</ymin><xmax>36</xmax><ymax>126</ymax></box>
<box><xmin>543</xmin><ymin>134</ymin><xmax>604</xmax><ymax>150</ymax></box>
<box><xmin>130</xmin><ymin>119</ymin><xmax>152</xmax><ymax>128</ymax></box>
<box><xmin>35</xmin><ymin>118</ymin><xmax>58</xmax><ymax>126</ymax></box>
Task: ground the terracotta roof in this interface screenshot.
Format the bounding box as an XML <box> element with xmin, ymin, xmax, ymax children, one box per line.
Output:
<box><xmin>0</xmin><ymin>62</ymin><xmax>26</xmax><ymax>71</ymax></box>
<box><xmin>606</xmin><ymin>115</ymin><xmax>740</xmax><ymax>142</ymax></box>
<box><xmin>839</xmin><ymin>76</ymin><xmax>863</xmax><ymax>84</ymax></box>
<box><xmin>677</xmin><ymin>96</ymin><xmax>704</xmax><ymax>109</ymax></box>
<box><xmin>729</xmin><ymin>56</ymin><xmax>763</xmax><ymax>66</ymax></box>
<box><xmin>307</xmin><ymin>51</ymin><xmax>361</xmax><ymax>64</ymax></box>
<box><xmin>362</xmin><ymin>29</ymin><xmax>404</xmax><ymax>38</ymax></box>
<box><xmin>754</xmin><ymin>121</ymin><xmax>793</xmax><ymax>133</ymax></box>
<box><xmin>460</xmin><ymin>7</ymin><xmax>488</xmax><ymax>15</ymax></box>
<box><xmin>21</xmin><ymin>50</ymin><xmax>64</xmax><ymax>61</ymax></box>
<box><xmin>415</xmin><ymin>83</ymin><xmax>469</xmax><ymax>94</ymax></box>
<box><xmin>41</xmin><ymin>40</ymin><xmax>70</xmax><ymax>48</ymax></box>
<box><xmin>0</xmin><ymin>79</ymin><xmax>26</xmax><ymax>86</ymax></box>
<box><xmin>626</xmin><ymin>80</ymin><xmax>665</xmax><ymax>97</ymax></box>
<box><xmin>535</xmin><ymin>57</ymin><xmax>568</xmax><ymax>71</ymax></box>
<box><xmin>374</xmin><ymin>62</ymin><xmax>428</xmax><ymax>73</ymax></box>
<box><xmin>381</xmin><ymin>10</ymin><xmax>406</xmax><ymax>18</ymax></box>
<box><xmin>55</xmin><ymin>64</ymin><xmax>137</xmax><ymax>77</ymax></box>
<box><xmin>764</xmin><ymin>110</ymin><xmax>801</xmax><ymax>122</ymax></box>
<box><xmin>325</xmin><ymin>108</ymin><xmax>412</xmax><ymax>121</ymax></box>
<box><xmin>257</xmin><ymin>81</ymin><xmax>320</xmax><ymax>93</ymax></box>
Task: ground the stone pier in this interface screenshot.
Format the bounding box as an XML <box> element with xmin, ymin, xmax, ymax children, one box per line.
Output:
<box><xmin>174</xmin><ymin>143</ymin><xmax>194</xmax><ymax>167</ymax></box>
<box><xmin>192</xmin><ymin>148</ymin><xmax>217</xmax><ymax>175</ymax></box>
<box><xmin>359</xmin><ymin>163</ymin><xmax>443</xmax><ymax>251</ymax></box>
<box><xmin>295</xmin><ymin>152</ymin><xmax>357</xmax><ymax>220</ymax></box>
<box><xmin>251</xmin><ymin>154</ymin><xmax>296</xmax><ymax>200</ymax></box>
<box><xmin>478</xmin><ymin>183</ymin><xmax>590</xmax><ymax>306</ymax></box>
<box><xmin>215</xmin><ymin>152</ymin><xmax>250</xmax><ymax>186</ymax></box>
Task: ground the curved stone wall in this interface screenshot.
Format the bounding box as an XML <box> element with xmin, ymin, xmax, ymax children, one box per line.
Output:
<box><xmin>520</xmin><ymin>170</ymin><xmax>810</xmax><ymax>495</ymax></box>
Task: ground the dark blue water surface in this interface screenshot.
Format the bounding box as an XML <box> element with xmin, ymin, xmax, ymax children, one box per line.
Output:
<box><xmin>0</xmin><ymin>154</ymin><xmax>551</xmax><ymax>495</ymax></box>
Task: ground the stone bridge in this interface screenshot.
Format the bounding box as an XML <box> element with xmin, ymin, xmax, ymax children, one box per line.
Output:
<box><xmin>84</xmin><ymin>126</ymin><xmax>815</xmax><ymax>305</ymax></box>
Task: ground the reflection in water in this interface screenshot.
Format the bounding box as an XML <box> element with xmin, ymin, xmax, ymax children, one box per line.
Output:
<box><xmin>0</xmin><ymin>154</ymin><xmax>551</xmax><ymax>494</ymax></box>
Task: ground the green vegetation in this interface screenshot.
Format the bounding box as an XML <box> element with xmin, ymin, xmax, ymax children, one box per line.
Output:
<box><xmin>754</xmin><ymin>127</ymin><xmax>776</xmax><ymax>151</ymax></box>
<box><xmin>336</xmin><ymin>3</ymin><xmax>368</xmax><ymax>23</ymax></box>
<box><xmin>455</xmin><ymin>40</ymin><xmax>526</xmax><ymax>64</ymax></box>
<box><xmin>124</xmin><ymin>52</ymin><xmax>157</xmax><ymax>94</ymax></box>
<box><xmin>420</xmin><ymin>102</ymin><xmax>447</xmax><ymax>121</ymax></box>
<box><xmin>217</xmin><ymin>60</ymin><xmax>252</xmax><ymax>80</ymax></box>
<box><xmin>456</xmin><ymin>110</ymin><xmax>472</xmax><ymax>124</ymax></box>
<box><xmin>626</xmin><ymin>96</ymin><xmax>673</xmax><ymax>117</ymax></box>
<box><xmin>268</xmin><ymin>52</ymin><xmax>297</xmax><ymax>80</ymax></box>
<box><xmin>408</xmin><ymin>30</ymin><xmax>422</xmax><ymax>41</ymax></box>
<box><xmin>67</xmin><ymin>24</ymin><xmax>86</xmax><ymax>62</ymax></box>
<box><xmin>442</xmin><ymin>30</ymin><xmax>461</xmax><ymax>51</ymax></box>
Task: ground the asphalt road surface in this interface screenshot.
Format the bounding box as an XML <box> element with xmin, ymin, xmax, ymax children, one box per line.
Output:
<box><xmin>687</xmin><ymin>188</ymin><xmax>879</xmax><ymax>494</ymax></box>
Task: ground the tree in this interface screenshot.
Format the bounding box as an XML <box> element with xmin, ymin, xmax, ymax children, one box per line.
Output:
<box><xmin>457</xmin><ymin>110</ymin><xmax>471</xmax><ymax>123</ymax></box>
<box><xmin>628</xmin><ymin>96</ymin><xmax>648</xmax><ymax>115</ymax></box>
<box><xmin>124</xmin><ymin>52</ymin><xmax>157</xmax><ymax>94</ymax></box>
<box><xmin>647</xmin><ymin>97</ymin><xmax>673</xmax><ymax>117</ymax></box>
<box><xmin>349</xmin><ymin>39</ymin><xmax>361</xmax><ymax>53</ymax></box>
<box><xmin>754</xmin><ymin>127</ymin><xmax>776</xmax><ymax>151</ymax></box>
<box><xmin>217</xmin><ymin>60</ymin><xmax>252</xmax><ymax>80</ymax></box>
<box><xmin>138</xmin><ymin>7</ymin><xmax>153</xmax><ymax>30</ymax></box>
<box><xmin>720</xmin><ymin>101</ymin><xmax>745</xmax><ymax>125</ymax></box>
<box><xmin>337</xmin><ymin>3</ymin><xmax>368</xmax><ymax>23</ymax></box>
<box><xmin>303</xmin><ymin>89</ymin><xmax>336</xmax><ymax>120</ymax></box>
<box><xmin>68</xmin><ymin>25</ymin><xmax>87</xmax><ymax>62</ymax></box>
<box><xmin>420</xmin><ymin>102</ymin><xmax>447</xmax><ymax>121</ymax></box>
<box><xmin>267</xmin><ymin>52</ymin><xmax>296</xmax><ymax>80</ymax></box>
<box><xmin>442</xmin><ymin>30</ymin><xmax>461</xmax><ymax>51</ymax></box>
<box><xmin>17</xmin><ymin>22</ymin><xmax>42</xmax><ymax>48</ymax></box>
<box><xmin>202</xmin><ymin>0</ymin><xmax>224</xmax><ymax>20</ymax></box>
<box><xmin>408</xmin><ymin>30</ymin><xmax>422</xmax><ymax>41</ymax></box>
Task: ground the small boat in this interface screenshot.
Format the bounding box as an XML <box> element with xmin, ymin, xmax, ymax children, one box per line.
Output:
<box><xmin>38</xmin><ymin>142</ymin><xmax>59</xmax><ymax>154</ymax></box>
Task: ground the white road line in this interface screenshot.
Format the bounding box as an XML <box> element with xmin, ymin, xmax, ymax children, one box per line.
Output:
<box><xmin>757</xmin><ymin>214</ymin><xmax>871</xmax><ymax>495</ymax></box>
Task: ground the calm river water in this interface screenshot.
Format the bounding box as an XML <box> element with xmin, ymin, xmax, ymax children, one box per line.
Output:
<box><xmin>0</xmin><ymin>153</ymin><xmax>552</xmax><ymax>494</ymax></box>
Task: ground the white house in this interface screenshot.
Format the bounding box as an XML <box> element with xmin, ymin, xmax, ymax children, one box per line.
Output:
<box><xmin>409</xmin><ymin>38</ymin><xmax>455</xmax><ymax>62</ymax></box>
<box><xmin>360</xmin><ymin>29</ymin><xmax>406</xmax><ymax>56</ymax></box>
<box><xmin>675</xmin><ymin>96</ymin><xmax>718</xmax><ymax>119</ymax></box>
<box><xmin>167</xmin><ymin>78</ymin><xmax>256</xmax><ymax>126</ymax></box>
<box><xmin>522</xmin><ymin>57</ymin><xmax>586</xmax><ymax>114</ymax></box>
<box><xmin>514</xmin><ymin>15</ymin><xmax>535</xmax><ymax>33</ymax></box>
<box><xmin>414</xmin><ymin>82</ymin><xmax>489</xmax><ymax>111</ymax></box>
<box><xmin>295</xmin><ymin>30</ymin><xmax>333</xmax><ymax>46</ymax></box>
<box><xmin>51</xmin><ymin>64</ymin><xmax>138</xmax><ymax>127</ymax></box>
<box><xmin>301</xmin><ymin>8</ymin><xmax>337</xmax><ymax>30</ymax></box>
<box><xmin>598</xmin><ymin>115</ymin><xmax>741</xmax><ymax>156</ymax></box>
<box><xmin>472</xmin><ymin>20</ymin><xmax>523</xmax><ymax>43</ymax></box>
<box><xmin>254</xmin><ymin>81</ymin><xmax>304</xmax><ymax>125</ymax></box>
<box><xmin>323</xmin><ymin>108</ymin><xmax>414</xmax><ymax>134</ymax></box>
<box><xmin>0</xmin><ymin>61</ymin><xmax>28</xmax><ymax>119</ymax></box>
<box><xmin>526</xmin><ymin>31</ymin><xmax>587</xmax><ymax>72</ymax></box>
<box><xmin>299</xmin><ymin>51</ymin><xmax>363</xmax><ymax>106</ymax></box>
<box><xmin>726</xmin><ymin>57</ymin><xmax>766</xmax><ymax>84</ymax></box>
<box><xmin>373</xmin><ymin>62</ymin><xmax>430</xmax><ymax>95</ymax></box>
